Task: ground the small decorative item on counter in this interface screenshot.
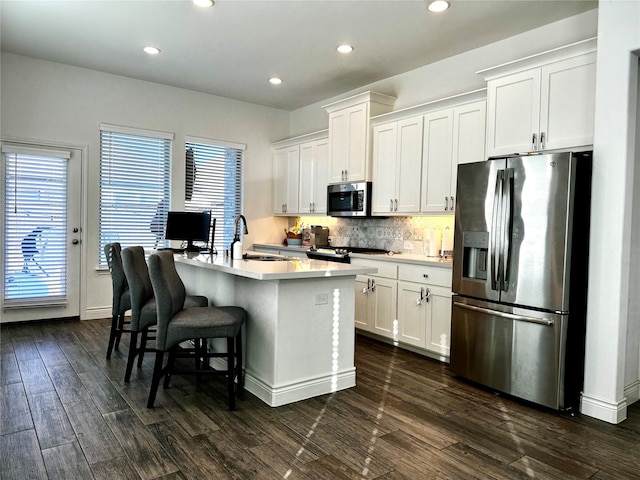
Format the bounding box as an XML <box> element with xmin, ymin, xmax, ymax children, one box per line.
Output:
<box><xmin>284</xmin><ymin>219</ymin><xmax>305</xmax><ymax>246</ymax></box>
<box><xmin>441</xmin><ymin>227</ymin><xmax>454</xmax><ymax>258</ymax></box>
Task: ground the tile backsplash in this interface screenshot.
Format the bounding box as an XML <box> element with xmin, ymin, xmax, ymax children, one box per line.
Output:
<box><xmin>293</xmin><ymin>215</ymin><xmax>454</xmax><ymax>255</ymax></box>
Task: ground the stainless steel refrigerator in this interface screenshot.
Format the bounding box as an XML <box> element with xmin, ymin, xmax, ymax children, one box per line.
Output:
<box><xmin>450</xmin><ymin>150</ymin><xmax>592</xmax><ymax>411</ymax></box>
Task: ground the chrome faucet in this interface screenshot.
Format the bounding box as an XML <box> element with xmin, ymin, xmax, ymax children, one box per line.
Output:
<box><xmin>234</xmin><ymin>214</ymin><xmax>248</xmax><ymax>237</ymax></box>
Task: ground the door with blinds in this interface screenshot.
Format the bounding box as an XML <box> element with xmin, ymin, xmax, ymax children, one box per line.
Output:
<box><xmin>1</xmin><ymin>143</ymin><xmax>82</xmax><ymax>323</ymax></box>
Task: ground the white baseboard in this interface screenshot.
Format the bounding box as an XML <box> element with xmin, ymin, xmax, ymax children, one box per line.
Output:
<box><xmin>82</xmin><ymin>307</ymin><xmax>112</xmax><ymax>320</ymax></box>
<box><xmin>580</xmin><ymin>393</ymin><xmax>628</xmax><ymax>424</ymax></box>
<box><xmin>210</xmin><ymin>358</ymin><xmax>356</xmax><ymax>407</ymax></box>
<box><xmin>624</xmin><ymin>380</ymin><xmax>640</xmax><ymax>405</ymax></box>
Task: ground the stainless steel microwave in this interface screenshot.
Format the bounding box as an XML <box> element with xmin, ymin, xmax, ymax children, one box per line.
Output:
<box><xmin>327</xmin><ymin>182</ymin><xmax>372</xmax><ymax>217</ymax></box>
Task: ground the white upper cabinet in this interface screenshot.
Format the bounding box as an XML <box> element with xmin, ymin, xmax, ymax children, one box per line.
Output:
<box><xmin>299</xmin><ymin>137</ymin><xmax>329</xmax><ymax>215</ymax></box>
<box><xmin>372</xmin><ymin>116</ymin><xmax>423</xmax><ymax>215</ymax></box>
<box><xmin>272</xmin><ymin>130</ymin><xmax>328</xmax><ymax>216</ymax></box>
<box><xmin>273</xmin><ymin>145</ymin><xmax>300</xmax><ymax>215</ymax></box>
<box><xmin>482</xmin><ymin>38</ymin><xmax>596</xmax><ymax>157</ymax></box>
<box><xmin>324</xmin><ymin>91</ymin><xmax>396</xmax><ymax>183</ymax></box>
<box><xmin>421</xmin><ymin>100</ymin><xmax>486</xmax><ymax>214</ymax></box>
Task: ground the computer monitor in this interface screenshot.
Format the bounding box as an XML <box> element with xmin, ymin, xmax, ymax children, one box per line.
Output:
<box><xmin>164</xmin><ymin>211</ymin><xmax>212</xmax><ymax>252</ymax></box>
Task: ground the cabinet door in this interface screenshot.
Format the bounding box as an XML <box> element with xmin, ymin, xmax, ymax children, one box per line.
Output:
<box><xmin>273</xmin><ymin>146</ymin><xmax>299</xmax><ymax>215</ymax></box>
<box><xmin>486</xmin><ymin>69</ymin><xmax>541</xmax><ymax>157</ymax></box>
<box><xmin>397</xmin><ymin>281</ymin><xmax>427</xmax><ymax>348</ymax></box>
<box><xmin>425</xmin><ymin>285</ymin><xmax>452</xmax><ymax>357</ymax></box>
<box><xmin>299</xmin><ymin>142</ymin><xmax>315</xmax><ymax>214</ymax></box>
<box><xmin>354</xmin><ymin>276</ymin><xmax>372</xmax><ymax>331</ymax></box>
<box><xmin>421</xmin><ymin>109</ymin><xmax>453</xmax><ymax>213</ymax></box>
<box><xmin>372</xmin><ymin>122</ymin><xmax>397</xmax><ymax>214</ymax></box>
<box><xmin>313</xmin><ymin>139</ymin><xmax>329</xmax><ymax>214</ymax></box>
<box><xmin>346</xmin><ymin>103</ymin><xmax>369</xmax><ymax>182</ymax></box>
<box><xmin>540</xmin><ymin>53</ymin><xmax>596</xmax><ymax>151</ymax></box>
<box><xmin>370</xmin><ymin>277</ymin><xmax>397</xmax><ymax>339</ymax></box>
<box><xmin>450</xmin><ymin>101</ymin><xmax>486</xmax><ymax>208</ymax></box>
<box><xmin>396</xmin><ymin>116</ymin><xmax>423</xmax><ymax>213</ymax></box>
<box><xmin>328</xmin><ymin>110</ymin><xmax>349</xmax><ymax>183</ymax></box>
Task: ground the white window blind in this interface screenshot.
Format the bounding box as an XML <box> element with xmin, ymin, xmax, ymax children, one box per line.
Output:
<box><xmin>2</xmin><ymin>148</ymin><xmax>69</xmax><ymax>306</ymax></box>
<box><xmin>184</xmin><ymin>137</ymin><xmax>245</xmax><ymax>253</ymax></box>
<box><xmin>99</xmin><ymin>125</ymin><xmax>173</xmax><ymax>268</ymax></box>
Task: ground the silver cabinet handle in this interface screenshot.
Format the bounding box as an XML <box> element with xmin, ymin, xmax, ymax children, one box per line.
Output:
<box><xmin>450</xmin><ymin>196</ymin><xmax>455</xmax><ymax>211</ymax></box>
<box><xmin>540</xmin><ymin>131</ymin><xmax>545</xmax><ymax>150</ymax></box>
<box><xmin>532</xmin><ymin>132</ymin><xmax>537</xmax><ymax>151</ymax></box>
<box><xmin>390</xmin><ymin>199</ymin><xmax>394</xmax><ymax>212</ymax></box>
<box><xmin>445</xmin><ymin>196</ymin><xmax>449</xmax><ymax>211</ymax></box>
<box><xmin>454</xmin><ymin>302</ymin><xmax>554</xmax><ymax>326</ymax></box>
<box><xmin>394</xmin><ymin>199</ymin><xmax>398</xmax><ymax>211</ymax></box>
<box><xmin>416</xmin><ymin>287</ymin><xmax>431</xmax><ymax>305</ymax></box>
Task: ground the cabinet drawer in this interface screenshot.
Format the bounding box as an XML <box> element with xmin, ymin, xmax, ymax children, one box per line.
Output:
<box><xmin>398</xmin><ymin>263</ymin><xmax>452</xmax><ymax>287</ymax></box>
<box><xmin>350</xmin><ymin>257</ymin><xmax>398</xmax><ymax>279</ymax></box>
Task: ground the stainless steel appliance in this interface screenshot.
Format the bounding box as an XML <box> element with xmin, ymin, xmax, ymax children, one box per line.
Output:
<box><xmin>327</xmin><ymin>182</ymin><xmax>372</xmax><ymax>217</ymax></box>
<box><xmin>311</xmin><ymin>225</ymin><xmax>329</xmax><ymax>247</ymax></box>
<box><xmin>450</xmin><ymin>151</ymin><xmax>592</xmax><ymax>411</ymax></box>
<box><xmin>306</xmin><ymin>246</ymin><xmax>389</xmax><ymax>263</ymax></box>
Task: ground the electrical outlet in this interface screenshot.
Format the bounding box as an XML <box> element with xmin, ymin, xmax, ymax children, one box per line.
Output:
<box><xmin>404</xmin><ymin>241</ymin><xmax>413</xmax><ymax>250</ymax></box>
<box><xmin>315</xmin><ymin>293</ymin><xmax>329</xmax><ymax>305</ymax></box>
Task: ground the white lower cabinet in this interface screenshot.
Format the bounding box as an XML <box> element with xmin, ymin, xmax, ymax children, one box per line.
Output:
<box><xmin>352</xmin><ymin>257</ymin><xmax>453</xmax><ymax>360</ymax></box>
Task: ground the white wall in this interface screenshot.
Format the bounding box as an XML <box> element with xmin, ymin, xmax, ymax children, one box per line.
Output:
<box><xmin>289</xmin><ymin>10</ymin><xmax>598</xmax><ymax>136</ymax></box>
<box><xmin>581</xmin><ymin>1</ymin><xmax>640</xmax><ymax>423</ymax></box>
<box><xmin>0</xmin><ymin>53</ymin><xmax>290</xmax><ymax>319</ymax></box>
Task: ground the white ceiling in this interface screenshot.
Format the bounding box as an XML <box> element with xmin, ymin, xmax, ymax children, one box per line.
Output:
<box><xmin>0</xmin><ymin>0</ymin><xmax>597</xmax><ymax>111</ymax></box>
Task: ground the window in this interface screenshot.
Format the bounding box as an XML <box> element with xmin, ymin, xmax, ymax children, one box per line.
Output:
<box><xmin>2</xmin><ymin>145</ymin><xmax>69</xmax><ymax>306</ymax></box>
<box><xmin>184</xmin><ymin>136</ymin><xmax>245</xmax><ymax>253</ymax></box>
<box><xmin>99</xmin><ymin>124</ymin><xmax>173</xmax><ymax>268</ymax></box>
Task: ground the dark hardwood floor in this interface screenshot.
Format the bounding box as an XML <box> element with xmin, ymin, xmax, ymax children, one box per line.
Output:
<box><xmin>1</xmin><ymin>318</ymin><xmax>639</xmax><ymax>479</ymax></box>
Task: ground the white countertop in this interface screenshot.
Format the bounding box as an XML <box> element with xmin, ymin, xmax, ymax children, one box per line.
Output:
<box><xmin>252</xmin><ymin>243</ymin><xmax>453</xmax><ymax>268</ymax></box>
<box><xmin>173</xmin><ymin>251</ymin><xmax>377</xmax><ymax>281</ymax></box>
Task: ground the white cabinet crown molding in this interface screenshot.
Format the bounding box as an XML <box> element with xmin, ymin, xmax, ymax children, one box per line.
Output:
<box><xmin>371</xmin><ymin>88</ymin><xmax>487</xmax><ymax>125</ymax></box>
<box><xmin>271</xmin><ymin>129</ymin><xmax>328</xmax><ymax>149</ymax></box>
<box><xmin>477</xmin><ymin>37</ymin><xmax>597</xmax><ymax>81</ymax></box>
<box><xmin>322</xmin><ymin>91</ymin><xmax>397</xmax><ymax>114</ymax></box>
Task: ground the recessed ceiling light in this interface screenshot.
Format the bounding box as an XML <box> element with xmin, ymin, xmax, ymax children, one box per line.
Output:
<box><xmin>143</xmin><ymin>46</ymin><xmax>161</xmax><ymax>55</ymax></box>
<box><xmin>269</xmin><ymin>77</ymin><xmax>283</xmax><ymax>85</ymax></box>
<box><xmin>337</xmin><ymin>44</ymin><xmax>354</xmax><ymax>54</ymax></box>
<box><xmin>193</xmin><ymin>0</ymin><xmax>214</xmax><ymax>7</ymax></box>
<box><xmin>427</xmin><ymin>0</ymin><xmax>450</xmax><ymax>13</ymax></box>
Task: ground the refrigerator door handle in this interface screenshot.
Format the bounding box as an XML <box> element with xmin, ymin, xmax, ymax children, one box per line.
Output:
<box><xmin>454</xmin><ymin>302</ymin><xmax>554</xmax><ymax>326</ymax></box>
<box><xmin>502</xmin><ymin>168</ymin><xmax>514</xmax><ymax>290</ymax></box>
<box><xmin>491</xmin><ymin>170</ymin><xmax>503</xmax><ymax>291</ymax></box>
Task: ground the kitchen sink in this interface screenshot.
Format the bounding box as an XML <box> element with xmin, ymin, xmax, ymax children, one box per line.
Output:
<box><xmin>242</xmin><ymin>254</ymin><xmax>290</xmax><ymax>261</ymax></box>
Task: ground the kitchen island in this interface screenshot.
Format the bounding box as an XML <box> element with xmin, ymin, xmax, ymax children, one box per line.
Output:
<box><xmin>173</xmin><ymin>252</ymin><xmax>377</xmax><ymax>407</ymax></box>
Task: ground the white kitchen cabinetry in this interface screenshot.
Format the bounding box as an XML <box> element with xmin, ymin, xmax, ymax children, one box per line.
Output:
<box><xmin>299</xmin><ymin>138</ymin><xmax>328</xmax><ymax>215</ymax></box>
<box><xmin>323</xmin><ymin>92</ymin><xmax>395</xmax><ymax>183</ymax></box>
<box><xmin>397</xmin><ymin>264</ymin><xmax>452</xmax><ymax>357</ymax></box>
<box><xmin>481</xmin><ymin>38</ymin><xmax>596</xmax><ymax>157</ymax></box>
<box><xmin>273</xmin><ymin>145</ymin><xmax>299</xmax><ymax>215</ymax></box>
<box><xmin>421</xmin><ymin>100</ymin><xmax>486</xmax><ymax>214</ymax></box>
<box><xmin>272</xmin><ymin>130</ymin><xmax>328</xmax><ymax>216</ymax></box>
<box><xmin>351</xmin><ymin>258</ymin><xmax>398</xmax><ymax>339</ymax></box>
<box><xmin>372</xmin><ymin>116</ymin><xmax>423</xmax><ymax>215</ymax></box>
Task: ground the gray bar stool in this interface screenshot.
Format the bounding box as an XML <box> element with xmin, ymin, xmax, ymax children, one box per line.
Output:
<box><xmin>104</xmin><ymin>242</ymin><xmax>131</xmax><ymax>359</ymax></box>
<box><xmin>146</xmin><ymin>251</ymin><xmax>245</xmax><ymax>410</ymax></box>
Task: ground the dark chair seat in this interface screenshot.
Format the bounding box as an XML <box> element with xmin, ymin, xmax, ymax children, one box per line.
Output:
<box><xmin>147</xmin><ymin>251</ymin><xmax>245</xmax><ymax>410</ymax></box>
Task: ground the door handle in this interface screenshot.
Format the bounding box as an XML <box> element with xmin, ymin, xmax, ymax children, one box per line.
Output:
<box><xmin>445</xmin><ymin>196</ymin><xmax>449</xmax><ymax>211</ymax></box>
<box><xmin>502</xmin><ymin>168</ymin><xmax>514</xmax><ymax>290</ymax></box>
<box><xmin>72</xmin><ymin>239</ymin><xmax>80</xmax><ymax>245</ymax></box>
<box><xmin>394</xmin><ymin>199</ymin><xmax>398</xmax><ymax>212</ymax></box>
<box><xmin>490</xmin><ymin>170</ymin><xmax>503</xmax><ymax>291</ymax></box>
<box><xmin>454</xmin><ymin>302</ymin><xmax>554</xmax><ymax>326</ymax></box>
<box><xmin>532</xmin><ymin>133</ymin><xmax>537</xmax><ymax>151</ymax></box>
<box><xmin>540</xmin><ymin>132</ymin><xmax>545</xmax><ymax>150</ymax></box>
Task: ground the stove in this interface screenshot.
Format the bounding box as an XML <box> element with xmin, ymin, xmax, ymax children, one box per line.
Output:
<box><xmin>306</xmin><ymin>246</ymin><xmax>390</xmax><ymax>263</ymax></box>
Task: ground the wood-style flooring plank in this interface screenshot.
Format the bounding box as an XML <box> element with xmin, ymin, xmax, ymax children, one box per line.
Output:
<box><xmin>41</xmin><ymin>441</ymin><xmax>94</xmax><ymax>479</ymax></box>
<box><xmin>63</xmin><ymin>398</ymin><xmax>125</xmax><ymax>465</ymax></box>
<box><xmin>103</xmin><ymin>409</ymin><xmax>179</xmax><ymax>480</ymax></box>
<box><xmin>1</xmin><ymin>352</ymin><xmax>21</xmax><ymax>386</ymax></box>
<box><xmin>17</xmin><ymin>357</ymin><xmax>54</xmax><ymax>395</ymax></box>
<box><xmin>0</xmin><ymin>382</ymin><xmax>33</xmax><ymax>435</ymax></box>
<box><xmin>35</xmin><ymin>340</ymin><xmax>69</xmax><ymax>367</ymax></box>
<box><xmin>77</xmin><ymin>370</ymin><xmax>129</xmax><ymax>414</ymax></box>
<box><xmin>47</xmin><ymin>363</ymin><xmax>93</xmax><ymax>404</ymax></box>
<box><xmin>0</xmin><ymin>429</ymin><xmax>48</xmax><ymax>480</ymax></box>
<box><xmin>89</xmin><ymin>455</ymin><xmax>141</xmax><ymax>480</ymax></box>
<box><xmin>27</xmin><ymin>389</ymin><xmax>77</xmax><ymax>450</ymax></box>
<box><xmin>11</xmin><ymin>334</ymin><xmax>41</xmax><ymax>362</ymax></box>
